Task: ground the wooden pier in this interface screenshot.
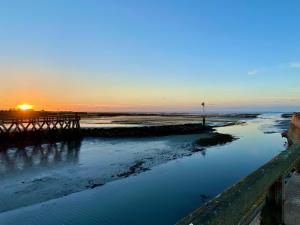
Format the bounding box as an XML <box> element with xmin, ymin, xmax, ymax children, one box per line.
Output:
<box><xmin>0</xmin><ymin>113</ymin><xmax>80</xmax><ymax>135</ymax></box>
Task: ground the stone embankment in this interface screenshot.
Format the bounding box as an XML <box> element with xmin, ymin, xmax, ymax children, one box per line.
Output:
<box><xmin>286</xmin><ymin>113</ymin><xmax>300</xmax><ymax>145</ymax></box>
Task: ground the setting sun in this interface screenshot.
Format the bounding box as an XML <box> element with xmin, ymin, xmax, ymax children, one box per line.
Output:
<box><xmin>17</xmin><ymin>104</ymin><xmax>34</xmax><ymax>111</ymax></box>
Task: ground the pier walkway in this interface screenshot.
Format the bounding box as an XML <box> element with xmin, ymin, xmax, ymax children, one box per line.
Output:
<box><xmin>284</xmin><ymin>173</ymin><xmax>300</xmax><ymax>225</ymax></box>
<box><xmin>0</xmin><ymin>113</ymin><xmax>80</xmax><ymax>134</ymax></box>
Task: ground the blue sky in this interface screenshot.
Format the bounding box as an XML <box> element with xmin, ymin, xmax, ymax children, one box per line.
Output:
<box><xmin>1</xmin><ymin>0</ymin><xmax>300</xmax><ymax>112</ymax></box>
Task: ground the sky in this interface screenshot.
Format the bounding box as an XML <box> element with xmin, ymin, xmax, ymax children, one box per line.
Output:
<box><xmin>1</xmin><ymin>0</ymin><xmax>300</xmax><ymax>112</ymax></box>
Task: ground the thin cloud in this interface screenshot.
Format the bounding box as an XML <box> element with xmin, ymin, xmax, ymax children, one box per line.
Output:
<box><xmin>247</xmin><ymin>69</ymin><xmax>258</xmax><ymax>75</ymax></box>
<box><xmin>289</xmin><ymin>62</ymin><xmax>300</xmax><ymax>68</ymax></box>
<box><xmin>248</xmin><ymin>60</ymin><xmax>300</xmax><ymax>75</ymax></box>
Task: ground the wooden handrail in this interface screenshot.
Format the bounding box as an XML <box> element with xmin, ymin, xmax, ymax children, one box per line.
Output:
<box><xmin>176</xmin><ymin>142</ymin><xmax>300</xmax><ymax>225</ymax></box>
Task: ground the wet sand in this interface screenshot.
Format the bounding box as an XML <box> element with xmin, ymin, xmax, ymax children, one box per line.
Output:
<box><xmin>0</xmin><ymin>130</ymin><xmax>234</xmax><ymax>213</ymax></box>
<box><xmin>80</xmin><ymin>113</ymin><xmax>259</xmax><ymax>128</ymax></box>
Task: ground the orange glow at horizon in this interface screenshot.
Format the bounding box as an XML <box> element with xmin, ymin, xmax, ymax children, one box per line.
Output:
<box><xmin>17</xmin><ymin>104</ymin><xmax>34</xmax><ymax>111</ymax></box>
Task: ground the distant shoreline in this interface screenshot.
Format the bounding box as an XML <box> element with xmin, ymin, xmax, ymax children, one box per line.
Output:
<box><xmin>80</xmin><ymin>112</ymin><xmax>260</xmax><ymax>118</ymax></box>
<box><xmin>0</xmin><ymin>113</ymin><xmax>259</xmax><ymax>148</ymax></box>
<box><xmin>0</xmin><ymin>110</ymin><xmax>260</xmax><ymax>118</ymax></box>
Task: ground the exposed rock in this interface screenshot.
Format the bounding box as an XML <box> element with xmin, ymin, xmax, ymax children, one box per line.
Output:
<box><xmin>82</xmin><ymin>123</ymin><xmax>210</xmax><ymax>138</ymax></box>
<box><xmin>195</xmin><ymin>132</ymin><xmax>236</xmax><ymax>147</ymax></box>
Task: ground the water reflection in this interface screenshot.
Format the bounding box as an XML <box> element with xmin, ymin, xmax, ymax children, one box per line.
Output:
<box><xmin>0</xmin><ymin>140</ymin><xmax>82</xmax><ymax>176</ymax></box>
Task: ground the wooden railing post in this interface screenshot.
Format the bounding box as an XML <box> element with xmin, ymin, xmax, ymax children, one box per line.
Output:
<box><xmin>295</xmin><ymin>160</ymin><xmax>300</xmax><ymax>174</ymax></box>
<box><xmin>266</xmin><ymin>177</ymin><xmax>285</xmax><ymax>224</ymax></box>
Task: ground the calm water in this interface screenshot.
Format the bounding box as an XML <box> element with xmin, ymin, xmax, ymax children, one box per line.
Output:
<box><xmin>0</xmin><ymin>113</ymin><xmax>289</xmax><ymax>225</ymax></box>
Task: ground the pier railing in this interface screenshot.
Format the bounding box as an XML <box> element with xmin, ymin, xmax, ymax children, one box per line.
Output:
<box><xmin>176</xmin><ymin>141</ymin><xmax>300</xmax><ymax>225</ymax></box>
<box><xmin>0</xmin><ymin>114</ymin><xmax>80</xmax><ymax>134</ymax></box>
